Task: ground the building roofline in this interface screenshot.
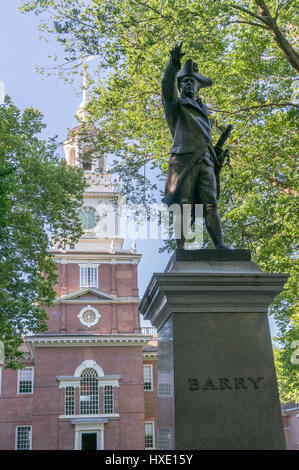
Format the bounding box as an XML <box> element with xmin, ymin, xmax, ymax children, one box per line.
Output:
<box><xmin>25</xmin><ymin>334</ymin><xmax>152</xmax><ymax>357</ymax></box>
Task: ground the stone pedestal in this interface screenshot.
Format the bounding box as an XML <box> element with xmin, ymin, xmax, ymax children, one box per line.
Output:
<box><xmin>139</xmin><ymin>249</ymin><xmax>288</xmax><ymax>450</ymax></box>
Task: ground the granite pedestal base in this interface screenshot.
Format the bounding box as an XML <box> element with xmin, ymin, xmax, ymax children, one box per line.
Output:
<box><xmin>139</xmin><ymin>249</ymin><xmax>288</xmax><ymax>450</ymax></box>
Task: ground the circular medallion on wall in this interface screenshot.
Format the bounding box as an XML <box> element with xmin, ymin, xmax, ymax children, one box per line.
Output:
<box><xmin>78</xmin><ymin>305</ymin><xmax>101</xmax><ymax>328</ymax></box>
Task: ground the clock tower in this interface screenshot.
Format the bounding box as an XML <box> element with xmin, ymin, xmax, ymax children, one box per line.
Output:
<box><xmin>16</xmin><ymin>70</ymin><xmax>152</xmax><ymax>450</ymax></box>
<box><xmin>62</xmin><ymin>79</ymin><xmax>125</xmax><ymax>253</ymax></box>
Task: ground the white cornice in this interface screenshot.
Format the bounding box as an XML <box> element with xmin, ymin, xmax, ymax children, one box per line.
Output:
<box><xmin>56</xmin><ymin>299</ymin><xmax>140</xmax><ymax>305</ymax></box>
<box><xmin>59</xmin><ymin>414</ymin><xmax>119</xmax><ymax>420</ymax></box>
<box><xmin>54</xmin><ymin>287</ymin><xmax>140</xmax><ymax>304</ymax></box>
<box><xmin>57</xmin><ymin>287</ymin><xmax>116</xmax><ymax>301</ymax></box>
<box><xmin>52</xmin><ymin>253</ymin><xmax>141</xmax><ymax>264</ymax></box>
<box><xmin>57</xmin><ymin>374</ymin><xmax>121</xmax><ymax>389</ymax></box>
<box><xmin>282</xmin><ymin>407</ymin><xmax>299</xmax><ymax>413</ymax></box>
<box><xmin>26</xmin><ymin>334</ymin><xmax>152</xmax><ymax>357</ymax></box>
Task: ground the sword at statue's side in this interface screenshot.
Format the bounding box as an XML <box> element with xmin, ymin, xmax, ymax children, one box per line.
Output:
<box><xmin>213</xmin><ymin>124</ymin><xmax>234</xmax><ymax>199</ymax></box>
<box><xmin>214</xmin><ymin>124</ymin><xmax>234</xmax><ymax>166</ymax></box>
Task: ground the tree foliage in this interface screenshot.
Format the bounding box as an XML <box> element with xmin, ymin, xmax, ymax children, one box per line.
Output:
<box><xmin>20</xmin><ymin>0</ymin><xmax>298</xmax><ymax>399</ymax></box>
<box><xmin>0</xmin><ymin>97</ymin><xmax>85</xmax><ymax>367</ymax></box>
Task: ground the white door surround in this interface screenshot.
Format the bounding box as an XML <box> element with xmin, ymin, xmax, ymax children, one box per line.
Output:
<box><xmin>72</xmin><ymin>418</ymin><xmax>107</xmax><ymax>450</ymax></box>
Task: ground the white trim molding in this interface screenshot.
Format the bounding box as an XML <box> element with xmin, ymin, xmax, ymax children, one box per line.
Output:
<box><xmin>57</xmin><ymin>374</ymin><xmax>121</xmax><ymax>389</ymax></box>
<box><xmin>57</xmin><ymin>377</ymin><xmax>80</xmax><ymax>389</ymax></box>
<box><xmin>145</xmin><ymin>420</ymin><xmax>156</xmax><ymax>450</ymax></box>
<box><xmin>60</xmin><ymin>413</ymin><xmax>120</xmax><ymax>419</ymax></box>
<box><xmin>58</xmin><ymin>287</ymin><xmax>116</xmax><ymax>301</ymax></box>
<box><xmin>54</xmin><ymin>287</ymin><xmax>140</xmax><ymax>304</ymax></box>
<box><xmin>52</xmin><ymin>253</ymin><xmax>141</xmax><ymax>265</ymax></box>
<box><xmin>58</xmin><ymin>298</ymin><xmax>140</xmax><ymax>305</ymax></box>
<box><xmin>71</xmin><ymin>418</ymin><xmax>107</xmax><ymax>450</ymax></box>
<box><xmin>15</xmin><ymin>425</ymin><xmax>32</xmax><ymax>450</ymax></box>
<box><xmin>17</xmin><ymin>366</ymin><xmax>34</xmax><ymax>395</ymax></box>
<box><xmin>74</xmin><ymin>360</ymin><xmax>104</xmax><ymax>377</ymax></box>
<box><xmin>57</xmin><ymin>360</ymin><xmax>121</xmax><ymax>389</ymax></box>
<box><xmin>143</xmin><ymin>364</ymin><xmax>154</xmax><ymax>391</ymax></box>
<box><xmin>79</xmin><ymin>264</ymin><xmax>99</xmax><ymax>289</ymax></box>
<box><xmin>26</xmin><ymin>334</ymin><xmax>152</xmax><ymax>357</ymax></box>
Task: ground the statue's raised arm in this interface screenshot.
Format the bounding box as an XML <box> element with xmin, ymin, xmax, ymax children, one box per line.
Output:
<box><xmin>161</xmin><ymin>42</ymin><xmax>231</xmax><ymax>250</ymax></box>
<box><xmin>161</xmin><ymin>42</ymin><xmax>185</xmax><ymax>134</ymax></box>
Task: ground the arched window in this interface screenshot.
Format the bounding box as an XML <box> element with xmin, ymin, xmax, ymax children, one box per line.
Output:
<box><xmin>98</xmin><ymin>156</ymin><xmax>104</xmax><ymax>170</ymax></box>
<box><xmin>69</xmin><ymin>147</ymin><xmax>76</xmax><ymax>166</ymax></box>
<box><xmin>82</xmin><ymin>146</ymin><xmax>92</xmax><ymax>171</ymax></box>
<box><xmin>80</xmin><ymin>368</ymin><xmax>99</xmax><ymax>415</ymax></box>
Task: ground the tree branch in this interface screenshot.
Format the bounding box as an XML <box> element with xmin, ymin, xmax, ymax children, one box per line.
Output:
<box><xmin>254</xmin><ymin>0</ymin><xmax>273</xmax><ymax>18</ymax></box>
<box><xmin>210</xmin><ymin>102</ymin><xmax>299</xmax><ymax>114</ymax></box>
<box><xmin>254</xmin><ymin>0</ymin><xmax>299</xmax><ymax>72</ymax></box>
<box><xmin>277</xmin><ymin>0</ymin><xmax>295</xmax><ymax>15</ymax></box>
<box><xmin>228</xmin><ymin>20</ymin><xmax>269</xmax><ymax>30</ymax></box>
<box><xmin>229</xmin><ymin>3</ymin><xmax>267</xmax><ymax>23</ymax></box>
<box><xmin>132</xmin><ymin>0</ymin><xmax>169</xmax><ymax>19</ymax></box>
<box><xmin>275</xmin><ymin>0</ymin><xmax>280</xmax><ymax>20</ymax></box>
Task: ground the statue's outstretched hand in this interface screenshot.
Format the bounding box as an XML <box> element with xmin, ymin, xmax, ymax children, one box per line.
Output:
<box><xmin>169</xmin><ymin>42</ymin><xmax>185</xmax><ymax>67</ymax></box>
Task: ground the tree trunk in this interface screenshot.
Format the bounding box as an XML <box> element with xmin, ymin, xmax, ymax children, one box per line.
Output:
<box><xmin>254</xmin><ymin>0</ymin><xmax>299</xmax><ymax>73</ymax></box>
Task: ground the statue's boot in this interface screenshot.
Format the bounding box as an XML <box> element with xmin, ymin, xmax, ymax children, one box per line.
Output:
<box><xmin>204</xmin><ymin>203</ymin><xmax>228</xmax><ymax>249</ymax></box>
<box><xmin>175</xmin><ymin>206</ymin><xmax>186</xmax><ymax>249</ymax></box>
<box><xmin>174</xmin><ymin>201</ymin><xmax>191</xmax><ymax>249</ymax></box>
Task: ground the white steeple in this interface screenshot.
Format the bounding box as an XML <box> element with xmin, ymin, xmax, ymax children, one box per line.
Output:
<box><xmin>76</xmin><ymin>56</ymin><xmax>98</xmax><ymax>122</ymax></box>
<box><xmin>58</xmin><ymin>55</ymin><xmax>127</xmax><ymax>254</ymax></box>
<box><xmin>76</xmin><ymin>64</ymin><xmax>89</xmax><ymax>122</ymax></box>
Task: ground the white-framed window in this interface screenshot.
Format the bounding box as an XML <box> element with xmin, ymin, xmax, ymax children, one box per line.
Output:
<box><xmin>143</xmin><ymin>364</ymin><xmax>153</xmax><ymax>391</ymax></box>
<box><xmin>15</xmin><ymin>426</ymin><xmax>32</xmax><ymax>450</ymax></box>
<box><xmin>58</xmin><ymin>361</ymin><xmax>119</xmax><ymax>419</ymax></box>
<box><xmin>65</xmin><ymin>386</ymin><xmax>75</xmax><ymax>415</ymax></box>
<box><xmin>18</xmin><ymin>367</ymin><xmax>34</xmax><ymax>394</ymax></box>
<box><xmin>145</xmin><ymin>421</ymin><xmax>155</xmax><ymax>449</ymax></box>
<box><xmin>104</xmin><ymin>386</ymin><xmax>114</xmax><ymax>414</ymax></box>
<box><xmin>80</xmin><ymin>368</ymin><xmax>99</xmax><ymax>415</ymax></box>
<box><xmin>80</xmin><ymin>266</ymin><xmax>98</xmax><ymax>288</ymax></box>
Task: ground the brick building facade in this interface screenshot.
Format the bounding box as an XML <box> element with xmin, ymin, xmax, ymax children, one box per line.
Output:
<box><xmin>0</xmin><ymin>87</ymin><xmax>158</xmax><ymax>450</ymax></box>
<box><xmin>282</xmin><ymin>403</ymin><xmax>299</xmax><ymax>450</ymax></box>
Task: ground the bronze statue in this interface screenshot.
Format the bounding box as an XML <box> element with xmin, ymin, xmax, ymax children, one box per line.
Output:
<box><xmin>161</xmin><ymin>42</ymin><xmax>232</xmax><ymax>249</ymax></box>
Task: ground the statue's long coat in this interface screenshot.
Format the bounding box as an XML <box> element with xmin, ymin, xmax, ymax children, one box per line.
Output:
<box><xmin>161</xmin><ymin>60</ymin><xmax>217</xmax><ymax>206</ymax></box>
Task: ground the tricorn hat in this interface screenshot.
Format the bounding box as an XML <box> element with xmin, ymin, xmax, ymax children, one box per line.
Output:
<box><xmin>177</xmin><ymin>59</ymin><xmax>212</xmax><ymax>88</ymax></box>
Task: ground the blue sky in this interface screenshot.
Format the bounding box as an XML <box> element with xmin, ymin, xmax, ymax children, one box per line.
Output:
<box><xmin>1</xmin><ymin>1</ymin><xmax>279</xmax><ymax>335</ymax></box>
<box><xmin>0</xmin><ymin>1</ymin><xmax>170</xmax><ymax>327</ymax></box>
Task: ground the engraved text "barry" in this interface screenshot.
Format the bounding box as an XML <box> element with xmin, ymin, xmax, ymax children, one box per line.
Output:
<box><xmin>188</xmin><ymin>377</ymin><xmax>264</xmax><ymax>391</ymax></box>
